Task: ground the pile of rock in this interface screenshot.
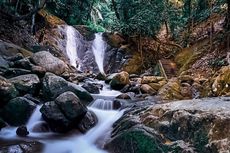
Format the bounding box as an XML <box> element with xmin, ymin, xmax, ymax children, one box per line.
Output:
<box><xmin>0</xmin><ymin>42</ymin><xmax>96</xmax><ymax>134</ymax></box>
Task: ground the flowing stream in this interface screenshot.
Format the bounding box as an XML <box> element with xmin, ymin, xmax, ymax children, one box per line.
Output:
<box><xmin>0</xmin><ymin>83</ymin><xmax>123</xmax><ymax>153</ymax></box>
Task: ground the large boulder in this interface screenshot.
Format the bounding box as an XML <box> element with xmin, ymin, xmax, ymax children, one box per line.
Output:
<box><xmin>9</xmin><ymin>74</ymin><xmax>40</xmax><ymax>95</ymax></box>
<box><xmin>42</xmin><ymin>73</ymin><xmax>93</xmax><ymax>103</ymax></box>
<box><xmin>0</xmin><ymin>97</ymin><xmax>36</xmax><ymax>126</ymax></box>
<box><xmin>40</xmin><ymin>92</ymin><xmax>88</xmax><ymax>133</ymax></box>
<box><xmin>106</xmin><ymin>98</ymin><xmax>230</xmax><ymax>153</ymax></box>
<box><xmin>110</xmin><ymin>71</ymin><xmax>130</xmax><ymax>90</ymax></box>
<box><xmin>55</xmin><ymin>92</ymin><xmax>87</xmax><ymax>121</ymax></box>
<box><xmin>31</xmin><ymin>51</ymin><xmax>68</xmax><ymax>75</ymax></box>
<box><xmin>0</xmin><ymin>76</ymin><xmax>19</xmax><ymax>106</ymax></box>
<box><xmin>40</xmin><ymin>101</ymin><xmax>70</xmax><ymax>132</ymax></box>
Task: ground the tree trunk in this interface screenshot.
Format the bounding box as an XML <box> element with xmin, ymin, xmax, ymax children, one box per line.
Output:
<box><xmin>111</xmin><ymin>0</ymin><xmax>120</xmax><ymax>20</ymax></box>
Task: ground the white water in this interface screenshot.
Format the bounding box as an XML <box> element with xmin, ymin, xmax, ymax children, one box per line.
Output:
<box><xmin>92</xmin><ymin>33</ymin><xmax>106</xmax><ymax>74</ymax></box>
<box><xmin>66</xmin><ymin>26</ymin><xmax>81</xmax><ymax>70</ymax></box>
<box><xmin>0</xmin><ymin>83</ymin><xmax>123</xmax><ymax>153</ymax></box>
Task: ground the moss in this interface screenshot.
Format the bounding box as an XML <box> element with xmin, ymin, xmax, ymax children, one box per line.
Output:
<box><xmin>193</xmin><ymin>130</ymin><xmax>209</xmax><ymax>153</ymax></box>
<box><xmin>107</xmin><ymin>128</ymin><xmax>169</xmax><ymax>153</ymax></box>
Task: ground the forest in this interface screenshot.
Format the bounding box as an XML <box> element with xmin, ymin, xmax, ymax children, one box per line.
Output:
<box><xmin>0</xmin><ymin>0</ymin><xmax>230</xmax><ymax>153</ymax></box>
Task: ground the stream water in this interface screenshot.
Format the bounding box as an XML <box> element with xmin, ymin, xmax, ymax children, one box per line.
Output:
<box><xmin>0</xmin><ymin>83</ymin><xmax>124</xmax><ymax>153</ymax></box>
<box><xmin>0</xmin><ymin>28</ymin><xmax>123</xmax><ymax>153</ymax></box>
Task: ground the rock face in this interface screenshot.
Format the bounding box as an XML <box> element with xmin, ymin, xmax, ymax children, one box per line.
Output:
<box><xmin>106</xmin><ymin>98</ymin><xmax>230</xmax><ymax>153</ymax></box>
<box><xmin>0</xmin><ymin>97</ymin><xmax>36</xmax><ymax>126</ymax></box>
<box><xmin>42</xmin><ymin>72</ymin><xmax>93</xmax><ymax>103</ymax></box>
<box><xmin>110</xmin><ymin>71</ymin><xmax>130</xmax><ymax>90</ymax></box>
<box><xmin>40</xmin><ymin>92</ymin><xmax>88</xmax><ymax>133</ymax></box>
<box><xmin>9</xmin><ymin>74</ymin><xmax>40</xmax><ymax>95</ymax></box>
<box><xmin>31</xmin><ymin>51</ymin><xmax>68</xmax><ymax>75</ymax></box>
<box><xmin>0</xmin><ymin>76</ymin><xmax>19</xmax><ymax>106</ymax></box>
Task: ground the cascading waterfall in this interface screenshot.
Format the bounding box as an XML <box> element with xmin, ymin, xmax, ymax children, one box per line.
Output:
<box><xmin>92</xmin><ymin>33</ymin><xmax>106</xmax><ymax>74</ymax></box>
<box><xmin>66</xmin><ymin>25</ymin><xmax>81</xmax><ymax>70</ymax></box>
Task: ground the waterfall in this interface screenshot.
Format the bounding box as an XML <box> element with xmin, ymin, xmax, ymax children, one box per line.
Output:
<box><xmin>91</xmin><ymin>99</ymin><xmax>114</xmax><ymax>110</ymax></box>
<box><xmin>66</xmin><ymin>26</ymin><xmax>81</xmax><ymax>70</ymax></box>
<box><xmin>92</xmin><ymin>33</ymin><xmax>106</xmax><ymax>74</ymax></box>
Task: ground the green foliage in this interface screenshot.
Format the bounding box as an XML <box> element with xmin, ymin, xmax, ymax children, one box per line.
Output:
<box><xmin>111</xmin><ymin>0</ymin><xmax>165</xmax><ymax>37</ymax></box>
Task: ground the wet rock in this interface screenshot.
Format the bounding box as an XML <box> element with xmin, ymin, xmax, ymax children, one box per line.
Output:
<box><xmin>158</xmin><ymin>78</ymin><xmax>183</xmax><ymax>100</ymax></box>
<box><xmin>105</xmin><ymin>73</ymin><xmax>118</xmax><ymax>84</ymax></box>
<box><xmin>40</xmin><ymin>101</ymin><xmax>71</xmax><ymax>132</ymax></box>
<box><xmin>113</xmin><ymin>100</ymin><xmax>122</xmax><ymax>110</ymax></box>
<box><xmin>106</xmin><ymin>126</ymin><xmax>168</xmax><ymax>153</ymax></box>
<box><xmin>16</xmin><ymin>125</ymin><xmax>29</xmax><ymax>137</ymax></box>
<box><xmin>107</xmin><ymin>97</ymin><xmax>230</xmax><ymax>153</ymax></box>
<box><xmin>9</xmin><ymin>74</ymin><xmax>40</xmax><ymax>95</ymax></box>
<box><xmin>110</xmin><ymin>71</ymin><xmax>130</xmax><ymax>90</ymax></box>
<box><xmin>121</xmin><ymin>82</ymin><xmax>141</xmax><ymax>94</ymax></box>
<box><xmin>31</xmin><ymin>51</ymin><xmax>68</xmax><ymax>75</ymax></box>
<box><xmin>0</xmin><ymin>97</ymin><xmax>36</xmax><ymax>126</ymax></box>
<box><xmin>77</xmin><ymin>110</ymin><xmax>98</xmax><ymax>133</ymax></box>
<box><xmin>82</xmin><ymin>82</ymin><xmax>100</xmax><ymax>94</ymax></box>
<box><xmin>31</xmin><ymin>121</ymin><xmax>50</xmax><ymax>133</ymax></box>
<box><xmin>42</xmin><ymin>72</ymin><xmax>93</xmax><ymax>103</ymax></box>
<box><xmin>140</xmin><ymin>84</ymin><xmax>157</xmax><ymax>95</ymax></box>
<box><xmin>0</xmin><ymin>76</ymin><xmax>19</xmax><ymax>106</ymax></box>
<box><xmin>0</xmin><ymin>141</ymin><xmax>43</xmax><ymax>153</ymax></box>
<box><xmin>95</xmin><ymin>72</ymin><xmax>106</xmax><ymax>80</ymax></box>
<box><xmin>41</xmin><ymin>92</ymin><xmax>88</xmax><ymax>133</ymax></box>
<box><xmin>116</xmin><ymin>93</ymin><xmax>131</xmax><ymax>100</ymax></box>
<box><xmin>55</xmin><ymin>91</ymin><xmax>87</xmax><ymax>121</ymax></box>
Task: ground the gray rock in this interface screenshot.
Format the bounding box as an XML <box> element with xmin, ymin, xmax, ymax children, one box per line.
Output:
<box><xmin>0</xmin><ymin>76</ymin><xmax>19</xmax><ymax>106</ymax></box>
<box><xmin>55</xmin><ymin>91</ymin><xmax>87</xmax><ymax>121</ymax></box>
<box><xmin>0</xmin><ymin>56</ymin><xmax>9</xmax><ymax>68</ymax></box>
<box><xmin>16</xmin><ymin>125</ymin><xmax>29</xmax><ymax>137</ymax></box>
<box><xmin>0</xmin><ymin>141</ymin><xmax>43</xmax><ymax>153</ymax></box>
<box><xmin>31</xmin><ymin>51</ymin><xmax>68</xmax><ymax>75</ymax></box>
<box><xmin>9</xmin><ymin>74</ymin><xmax>40</xmax><ymax>95</ymax></box>
<box><xmin>0</xmin><ymin>97</ymin><xmax>36</xmax><ymax>126</ymax></box>
<box><xmin>82</xmin><ymin>82</ymin><xmax>100</xmax><ymax>94</ymax></box>
<box><xmin>40</xmin><ymin>101</ymin><xmax>70</xmax><ymax>133</ymax></box>
<box><xmin>77</xmin><ymin>110</ymin><xmax>98</xmax><ymax>133</ymax></box>
<box><xmin>42</xmin><ymin>73</ymin><xmax>93</xmax><ymax>103</ymax></box>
